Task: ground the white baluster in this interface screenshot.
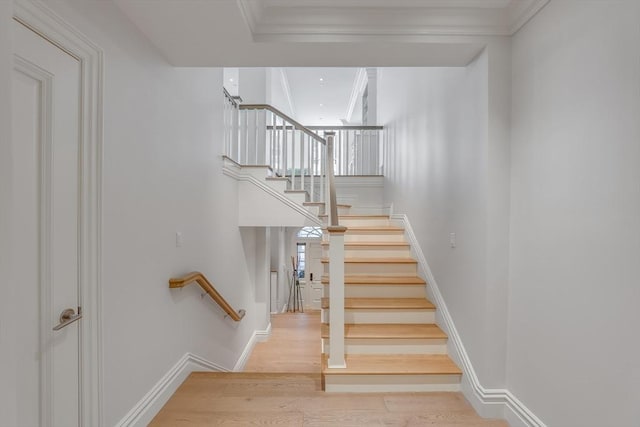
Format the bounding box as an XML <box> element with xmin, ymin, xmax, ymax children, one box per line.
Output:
<box><xmin>309</xmin><ymin>139</ymin><xmax>318</xmax><ymax>202</ymax></box>
<box><xmin>301</xmin><ymin>133</ymin><xmax>306</xmax><ymax>194</ymax></box>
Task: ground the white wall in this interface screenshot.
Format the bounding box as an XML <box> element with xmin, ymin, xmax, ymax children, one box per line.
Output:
<box><xmin>0</xmin><ymin>3</ymin><xmax>17</xmax><ymax>424</ymax></box>
<box><xmin>1</xmin><ymin>1</ymin><xmax>271</xmax><ymax>425</ymax></box>
<box><xmin>379</xmin><ymin>48</ymin><xmax>512</xmax><ymax>393</ymax></box>
<box><xmin>239</xmin><ymin>67</ymin><xmax>267</xmax><ymax>104</ymax></box>
<box><xmin>268</xmin><ymin>68</ymin><xmax>294</xmax><ymax>117</ymax></box>
<box><xmin>508</xmin><ymin>1</ymin><xmax>640</xmax><ymax>426</ymax></box>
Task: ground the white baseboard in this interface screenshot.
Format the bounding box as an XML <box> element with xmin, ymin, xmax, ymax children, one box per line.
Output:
<box><xmin>116</xmin><ymin>321</ymin><xmax>272</xmax><ymax>426</ymax></box>
<box><xmin>114</xmin><ymin>353</ymin><xmax>228</xmax><ymax>427</ymax></box>
<box><xmin>390</xmin><ymin>214</ymin><xmax>546</xmax><ymax>427</ymax></box>
<box><xmin>233</xmin><ymin>322</ymin><xmax>272</xmax><ymax>372</ymax></box>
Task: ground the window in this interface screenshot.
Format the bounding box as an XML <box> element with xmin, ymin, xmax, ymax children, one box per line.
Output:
<box><xmin>297</xmin><ymin>226</ymin><xmax>322</xmax><ymax>239</ymax></box>
<box><xmin>296</xmin><ymin>243</ymin><xmax>306</xmax><ymax>279</ymax></box>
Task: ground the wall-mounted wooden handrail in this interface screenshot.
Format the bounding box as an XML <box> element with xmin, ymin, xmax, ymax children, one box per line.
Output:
<box><xmin>169</xmin><ymin>272</ymin><xmax>246</xmax><ymax>321</ymax></box>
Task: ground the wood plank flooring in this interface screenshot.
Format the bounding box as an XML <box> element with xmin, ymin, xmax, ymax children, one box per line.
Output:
<box><xmin>244</xmin><ymin>311</ymin><xmax>322</xmax><ymax>373</ymax></box>
<box><xmin>150</xmin><ymin>312</ymin><xmax>508</xmax><ymax>426</ymax></box>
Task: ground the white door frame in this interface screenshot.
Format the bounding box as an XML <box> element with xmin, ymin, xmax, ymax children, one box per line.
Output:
<box><xmin>13</xmin><ymin>0</ymin><xmax>103</xmax><ymax>425</ymax></box>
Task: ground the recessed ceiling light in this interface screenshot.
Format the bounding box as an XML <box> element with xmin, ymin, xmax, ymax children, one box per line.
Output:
<box><xmin>229</xmin><ymin>78</ymin><xmax>234</xmax><ymax>82</ymax></box>
<box><xmin>319</xmin><ymin>103</ymin><xmax>324</xmax><ymax>107</ymax></box>
<box><xmin>319</xmin><ymin>78</ymin><xmax>324</xmax><ymax>82</ymax></box>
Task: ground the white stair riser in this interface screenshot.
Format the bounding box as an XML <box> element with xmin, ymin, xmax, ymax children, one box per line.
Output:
<box><xmin>337</xmin><ymin>206</ymin><xmax>351</xmax><ymax>215</ymax></box>
<box><xmin>323</xmin><ymin>339</ymin><xmax>448</xmax><ymax>355</ymax></box>
<box><xmin>321</xmin><ymin>218</ymin><xmax>392</xmax><ymax>227</ymax></box>
<box><xmin>322</xmin><ymin>247</ymin><xmax>412</xmax><ymax>258</ymax></box>
<box><xmin>323</xmin><ymin>262</ymin><xmax>417</xmax><ymax>276</ymax></box>
<box><xmin>240</xmin><ymin>166</ymin><xmax>272</xmax><ymax>180</ymax></box>
<box><xmin>324</xmin><ymin>284</ymin><xmax>426</xmax><ymax>298</ymax></box>
<box><xmin>323</xmin><ymin>309</ymin><xmax>436</xmax><ymax>324</ymax></box>
<box><xmin>323</xmin><ymin>233</ymin><xmax>406</xmax><ymax>243</ymax></box>
<box><xmin>264</xmin><ymin>179</ymin><xmax>289</xmax><ymax>192</ymax></box>
<box><xmin>323</xmin><ymin>374</ymin><xmax>461</xmax><ymax>393</ymax></box>
<box><xmin>284</xmin><ymin>192</ymin><xmax>308</xmax><ymax>204</ymax></box>
<box><xmin>305</xmin><ymin>205</ymin><xmax>322</xmax><ymax>216</ymax></box>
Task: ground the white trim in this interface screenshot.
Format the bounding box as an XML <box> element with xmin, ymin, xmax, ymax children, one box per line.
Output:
<box><xmin>236</xmin><ymin>0</ymin><xmax>551</xmax><ymax>39</ymax></box>
<box><xmin>13</xmin><ymin>1</ymin><xmax>104</xmax><ymax>426</ymax></box>
<box><xmin>223</xmin><ymin>157</ymin><xmax>322</xmax><ymax>226</ymax></box>
<box><xmin>279</xmin><ymin>68</ymin><xmax>296</xmax><ymax>118</ymax></box>
<box><xmin>335</xmin><ymin>175</ymin><xmax>384</xmax><ymax>188</ymax></box>
<box><xmin>390</xmin><ymin>214</ymin><xmax>547</xmax><ymax>427</ymax></box>
<box><xmin>233</xmin><ymin>323</ymin><xmax>272</xmax><ymax>372</ymax></box>
<box><xmin>114</xmin><ymin>353</ymin><xmax>228</xmax><ymax>427</ymax></box>
<box><xmin>508</xmin><ymin>0</ymin><xmax>550</xmax><ymax>35</ymax></box>
<box><xmin>345</xmin><ymin>68</ymin><xmax>367</xmax><ymax>123</ymax></box>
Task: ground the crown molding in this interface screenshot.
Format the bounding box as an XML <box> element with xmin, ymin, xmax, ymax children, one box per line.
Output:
<box><xmin>237</xmin><ymin>0</ymin><xmax>550</xmax><ymax>40</ymax></box>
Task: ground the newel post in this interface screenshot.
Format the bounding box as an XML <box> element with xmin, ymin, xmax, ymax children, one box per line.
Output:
<box><xmin>325</xmin><ymin>131</ymin><xmax>347</xmax><ymax>368</ymax></box>
<box><xmin>327</xmin><ymin>225</ymin><xmax>347</xmax><ymax>368</ymax></box>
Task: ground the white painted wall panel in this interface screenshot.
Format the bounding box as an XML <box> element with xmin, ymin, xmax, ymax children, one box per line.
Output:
<box><xmin>379</xmin><ymin>59</ymin><xmax>512</xmax><ymax>390</ymax></box>
<box><xmin>509</xmin><ymin>1</ymin><xmax>640</xmax><ymax>426</ymax></box>
<box><xmin>0</xmin><ymin>3</ymin><xmax>17</xmax><ymax>425</ymax></box>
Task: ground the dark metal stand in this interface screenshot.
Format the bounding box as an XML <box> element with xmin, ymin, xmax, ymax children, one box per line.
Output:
<box><xmin>287</xmin><ymin>258</ymin><xmax>304</xmax><ymax>313</ymax></box>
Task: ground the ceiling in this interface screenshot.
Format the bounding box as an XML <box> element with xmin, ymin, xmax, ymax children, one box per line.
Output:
<box><xmin>113</xmin><ymin>0</ymin><xmax>549</xmax><ymax>67</ymax></box>
<box><xmin>284</xmin><ymin>68</ymin><xmax>360</xmax><ymax>126</ymax></box>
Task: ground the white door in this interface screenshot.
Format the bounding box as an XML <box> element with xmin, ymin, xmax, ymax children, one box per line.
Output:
<box><xmin>12</xmin><ymin>19</ymin><xmax>81</xmax><ymax>427</ymax></box>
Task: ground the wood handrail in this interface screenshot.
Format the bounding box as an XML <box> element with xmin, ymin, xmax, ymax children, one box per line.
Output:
<box><xmin>169</xmin><ymin>272</ymin><xmax>246</xmax><ymax>321</ymax></box>
<box><xmin>239</xmin><ymin>103</ymin><xmax>326</xmax><ymax>144</ymax></box>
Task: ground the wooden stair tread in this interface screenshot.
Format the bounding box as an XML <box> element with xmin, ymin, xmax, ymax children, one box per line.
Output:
<box><xmin>342</xmin><ymin>226</ymin><xmax>404</xmax><ymax>232</ymax></box>
<box><xmin>303</xmin><ymin>202</ymin><xmax>352</xmax><ymax>208</ymax></box>
<box><xmin>191</xmin><ymin>372</ymin><xmax>319</xmax><ymax>380</ymax></box>
<box><xmin>321</xmin><ymin>275</ymin><xmax>426</xmax><ymax>285</ymax></box>
<box><xmin>322</xmin><ymin>297</ymin><xmax>435</xmax><ymax>310</ymax></box>
<box><xmin>322</xmin><ymin>354</ymin><xmax>461</xmax><ymax>375</ymax></box>
<box><xmin>321</xmin><ymin>323</ymin><xmax>446</xmax><ymax>339</ymax></box>
<box><xmin>321</xmin><ymin>257</ymin><xmax>417</xmax><ymax>264</ymax></box>
<box><xmin>265</xmin><ymin>176</ymin><xmax>290</xmax><ymax>181</ymax></box>
<box><xmin>285</xmin><ymin>190</ymin><xmax>308</xmax><ymax>194</ymax></box>
<box><xmin>318</xmin><ymin>214</ymin><xmax>390</xmax><ymax>219</ymax></box>
<box><xmin>321</xmin><ymin>241</ymin><xmax>410</xmax><ymax>247</ymax></box>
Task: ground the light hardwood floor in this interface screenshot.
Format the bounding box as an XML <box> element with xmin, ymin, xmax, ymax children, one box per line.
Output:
<box><xmin>244</xmin><ymin>311</ymin><xmax>322</xmax><ymax>373</ymax></box>
<box><xmin>150</xmin><ymin>312</ymin><xmax>508</xmax><ymax>426</ymax></box>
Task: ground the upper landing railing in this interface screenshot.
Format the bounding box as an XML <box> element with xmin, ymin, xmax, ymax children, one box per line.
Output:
<box><xmin>307</xmin><ymin>126</ymin><xmax>384</xmax><ymax>176</ymax></box>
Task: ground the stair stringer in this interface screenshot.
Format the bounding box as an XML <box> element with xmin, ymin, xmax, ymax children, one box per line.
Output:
<box><xmin>223</xmin><ymin>159</ymin><xmax>321</xmax><ymax>227</ymax></box>
<box><xmin>390</xmin><ymin>214</ymin><xmax>546</xmax><ymax>427</ymax></box>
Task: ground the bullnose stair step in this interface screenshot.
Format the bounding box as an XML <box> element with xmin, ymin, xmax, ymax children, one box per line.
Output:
<box><xmin>321</xmin><ymin>323</ymin><xmax>447</xmax><ymax>340</ymax></box>
<box><xmin>321</xmin><ymin>354</ymin><xmax>462</xmax><ymax>392</ymax></box>
<box><xmin>321</xmin><ymin>257</ymin><xmax>417</xmax><ymax>264</ymax></box>
<box><xmin>321</xmin><ymin>275</ymin><xmax>426</xmax><ymax>285</ymax></box>
<box><xmin>321</xmin><ymin>297</ymin><xmax>435</xmax><ymax>310</ymax></box>
<box><xmin>321</xmin><ymin>241</ymin><xmax>410</xmax><ymax>247</ymax></box>
<box><xmin>322</xmin><ymin>354</ymin><xmax>461</xmax><ymax>376</ymax></box>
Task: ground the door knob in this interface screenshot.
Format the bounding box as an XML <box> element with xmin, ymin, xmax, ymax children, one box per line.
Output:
<box><xmin>52</xmin><ymin>307</ymin><xmax>82</xmax><ymax>331</ymax></box>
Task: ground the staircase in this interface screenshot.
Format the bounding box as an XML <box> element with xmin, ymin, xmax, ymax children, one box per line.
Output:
<box><xmin>320</xmin><ymin>214</ymin><xmax>462</xmax><ymax>392</ymax></box>
<box><xmin>221</xmin><ymin>94</ymin><xmax>462</xmax><ymax>393</ymax></box>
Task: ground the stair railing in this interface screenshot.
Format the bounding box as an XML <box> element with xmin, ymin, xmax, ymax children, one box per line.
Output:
<box><xmin>223</xmin><ymin>88</ymin><xmax>241</xmax><ymax>160</ymax></box>
<box><xmin>227</xmin><ymin>101</ymin><xmax>327</xmax><ymax>203</ymax></box>
<box><xmin>169</xmin><ymin>271</ymin><xmax>246</xmax><ymax>321</ymax></box>
<box><xmin>308</xmin><ymin>126</ymin><xmax>384</xmax><ymax>176</ymax></box>
<box><xmin>223</xmin><ymin>93</ymin><xmax>347</xmax><ymax>368</ymax></box>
